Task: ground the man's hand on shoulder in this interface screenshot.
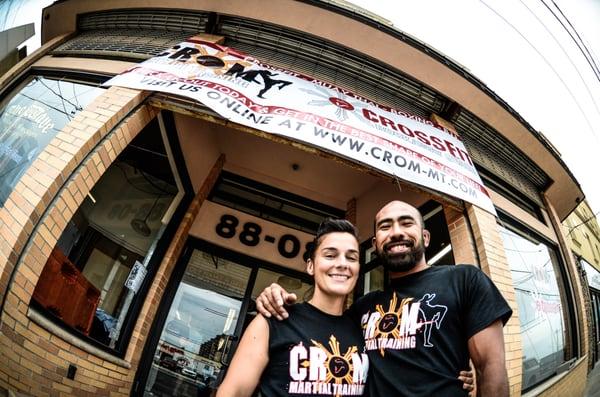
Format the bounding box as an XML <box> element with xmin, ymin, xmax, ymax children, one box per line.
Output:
<box><xmin>256</xmin><ymin>283</ymin><xmax>297</xmax><ymax>320</ymax></box>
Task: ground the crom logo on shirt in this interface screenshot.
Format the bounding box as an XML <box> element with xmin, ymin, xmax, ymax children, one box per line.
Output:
<box><xmin>361</xmin><ymin>292</ymin><xmax>448</xmax><ymax>356</ymax></box>
<box><xmin>288</xmin><ymin>335</ymin><xmax>368</xmax><ymax>396</ymax></box>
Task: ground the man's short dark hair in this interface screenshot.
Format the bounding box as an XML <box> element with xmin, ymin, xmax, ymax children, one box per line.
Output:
<box><xmin>304</xmin><ymin>218</ymin><xmax>359</xmax><ymax>261</ymax></box>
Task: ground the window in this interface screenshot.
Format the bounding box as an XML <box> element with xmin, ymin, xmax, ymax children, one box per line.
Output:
<box><xmin>32</xmin><ymin>116</ymin><xmax>185</xmax><ymax>352</ymax></box>
<box><xmin>499</xmin><ymin>224</ymin><xmax>569</xmax><ymax>391</ymax></box>
<box><xmin>0</xmin><ymin>76</ymin><xmax>104</xmax><ymax>205</ymax></box>
<box><xmin>251</xmin><ymin>267</ymin><xmax>312</xmax><ymax>303</ymax></box>
<box><xmin>581</xmin><ymin>258</ymin><xmax>600</xmax><ymax>291</ymax></box>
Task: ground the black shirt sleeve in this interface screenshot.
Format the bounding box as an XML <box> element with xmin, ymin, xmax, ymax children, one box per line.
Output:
<box><xmin>461</xmin><ymin>265</ymin><xmax>513</xmax><ymax>338</ymax></box>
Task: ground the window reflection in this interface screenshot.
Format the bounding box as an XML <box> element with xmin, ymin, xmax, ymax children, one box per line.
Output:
<box><xmin>0</xmin><ymin>76</ymin><xmax>104</xmax><ymax>205</ymax></box>
<box><xmin>499</xmin><ymin>225</ymin><xmax>565</xmax><ymax>390</ymax></box>
<box><xmin>251</xmin><ymin>268</ymin><xmax>312</xmax><ymax>302</ymax></box>
<box><xmin>145</xmin><ymin>250</ymin><xmax>252</xmax><ymax>397</ymax></box>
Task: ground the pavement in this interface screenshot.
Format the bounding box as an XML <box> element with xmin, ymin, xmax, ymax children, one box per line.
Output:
<box><xmin>586</xmin><ymin>363</ymin><xmax>600</xmax><ymax>397</ymax></box>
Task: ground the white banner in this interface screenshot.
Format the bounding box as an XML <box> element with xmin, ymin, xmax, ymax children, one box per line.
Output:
<box><xmin>105</xmin><ymin>38</ymin><xmax>495</xmax><ymax>214</ymax></box>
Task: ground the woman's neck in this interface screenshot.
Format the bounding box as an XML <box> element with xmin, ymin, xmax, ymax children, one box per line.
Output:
<box><xmin>308</xmin><ymin>291</ymin><xmax>346</xmax><ymax>315</ymax></box>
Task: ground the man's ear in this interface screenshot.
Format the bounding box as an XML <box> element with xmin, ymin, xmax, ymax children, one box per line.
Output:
<box><xmin>372</xmin><ymin>236</ymin><xmax>376</xmax><ymax>250</ymax></box>
<box><xmin>423</xmin><ymin>229</ymin><xmax>431</xmax><ymax>248</ymax></box>
<box><xmin>306</xmin><ymin>259</ymin><xmax>314</xmax><ymax>276</ymax></box>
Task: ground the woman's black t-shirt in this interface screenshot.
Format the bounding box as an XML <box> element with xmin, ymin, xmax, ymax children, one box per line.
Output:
<box><xmin>259</xmin><ymin>302</ymin><xmax>369</xmax><ymax>397</ymax></box>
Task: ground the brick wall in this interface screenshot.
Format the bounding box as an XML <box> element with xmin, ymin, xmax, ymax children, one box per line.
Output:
<box><xmin>0</xmin><ymin>85</ymin><xmax>153</xmax><ymax>396</ymax></box>
<box><xmin>0</xmin><ymin>31</ymin><xmax>229</xmax><ymax>395</ymax></box>
<box><xmin>0</xmin><ymin>31</ymin><xmax>74</xmax><ymax>321</ymax></box>
<box><xmin>447</xmin><ymin>202</ymin><xmax>592</xmax><ymax>397</ymax></box>
<box><xmin>0</xmin><ymin>88</ymin><xmax>225</xmax><ymax>395</ymax></box>
<box><xmin>444</xmin><ymin>206</ymin><xmax>478</xmax><ymax>265</ymax></box>
<box><xmin>529</xmin><ymin>359</ymin><xmax>587</xmax><ymax>397</ymax></box>
<box><xmin>433</xmin><ymin>113</ymin><xmax>524</xmax><ymax>395</ymax></box>
<box><xmin>452</xmin><ymin>204</ymin><xmax>524</xmax><ymax>396</ymax></box>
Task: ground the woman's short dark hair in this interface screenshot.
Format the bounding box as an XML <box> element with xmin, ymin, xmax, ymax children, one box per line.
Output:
<box><xmin>304</xmin><ymin>218</ymin><xmax>359</xmax><ymax>261</ymax></box>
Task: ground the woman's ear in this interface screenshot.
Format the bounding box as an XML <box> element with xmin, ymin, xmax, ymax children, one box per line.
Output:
<box><xmin>306</xmin><ymin>259</ymin><xmax>314</xmax><ymax>276</ymax></box>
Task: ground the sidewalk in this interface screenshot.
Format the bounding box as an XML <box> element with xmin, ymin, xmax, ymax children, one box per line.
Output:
<box><xmin>586</xmin><ymin>363</ymin><xmax>600</xmax><ymax>397</ymax></box>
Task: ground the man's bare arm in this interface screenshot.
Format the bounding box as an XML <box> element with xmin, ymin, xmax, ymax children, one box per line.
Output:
<box><xmin>468</xmin><ymin>320</ymin><xmax>509</xmax><ymax>397</ymax></box>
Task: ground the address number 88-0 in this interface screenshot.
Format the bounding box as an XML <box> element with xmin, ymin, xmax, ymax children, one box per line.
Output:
<box><xmin>215</xmin><ymin>214</ymin><xmax>311</xmax><ymax>259</ymax></box>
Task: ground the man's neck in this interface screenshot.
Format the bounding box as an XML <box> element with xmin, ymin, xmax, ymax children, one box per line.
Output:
<box><xmin>389</xmin><ymin>261</ymin><xmax>430</xmax><ymax>280</ymax></box>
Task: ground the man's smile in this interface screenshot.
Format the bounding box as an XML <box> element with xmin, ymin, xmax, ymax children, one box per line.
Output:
<box><xmin>384</xmin><ymin>241</ymin><xmax>413</xmax><ymax>255</ymax></box>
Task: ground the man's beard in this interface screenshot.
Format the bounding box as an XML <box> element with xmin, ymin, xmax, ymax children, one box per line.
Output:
<box><xmin>379</xmin><ymin>237</ymin><xmax>426</xmax><ymax>272</ymax></box>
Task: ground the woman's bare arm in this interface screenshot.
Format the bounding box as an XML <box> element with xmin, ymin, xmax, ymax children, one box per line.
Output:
<box><xmin>216</xmin><ymin>315</ymin><xmax>270</xmax><ymax>397</ymax></box>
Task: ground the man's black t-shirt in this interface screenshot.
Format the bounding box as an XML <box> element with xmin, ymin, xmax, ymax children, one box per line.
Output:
<box><xmin>260</xmin><ymin>302</ymin><xmax>369</xmax><ymax>397</ymax></box>
<box><xmin>347</xmin><ymin>265</ymin><xmax>512</xmax><ymax>397</ymax></box>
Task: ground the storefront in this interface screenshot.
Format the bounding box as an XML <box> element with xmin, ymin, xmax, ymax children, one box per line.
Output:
<box><xmin>0</xmin><ymin>2</ymin><xmax>593</xmax><ymax>396</ymax></box>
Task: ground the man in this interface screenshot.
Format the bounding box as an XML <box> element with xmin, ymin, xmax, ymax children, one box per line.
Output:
<box><xmin>257</xmin><ymin>200</ymin><xmax>512</xmax><ymax>396</ymax></box>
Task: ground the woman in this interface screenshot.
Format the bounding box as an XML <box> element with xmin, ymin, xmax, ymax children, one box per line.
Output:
<box><xmin>217</xmin><ymin>218</ymin><xmax>368</xmax><ymax>397</ymax></box>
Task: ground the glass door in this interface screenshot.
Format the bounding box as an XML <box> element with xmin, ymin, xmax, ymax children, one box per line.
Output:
<box><xmin>144</xmin><ymin>249</ymin><xmax>252</xmax><ymax>396</ymax></box>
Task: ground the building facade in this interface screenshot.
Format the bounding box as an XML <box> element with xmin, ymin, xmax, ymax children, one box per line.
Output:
<box><xmin>0</xmin><ymin>1</ymin><xmax>593</xmax><ymax>396</ymax></box>
<box><xmin>564</xmin><ymin>200</ymin><xmax>600</xmax><ymax>369</ymax></box>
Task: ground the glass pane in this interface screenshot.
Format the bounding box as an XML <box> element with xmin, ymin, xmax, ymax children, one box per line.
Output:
<box><xmin>31</xmin><ymin>118</ymin><xmax>180</xmax><ymax>349</ymax></box>
<box><xmin>582</xmin><ymin>258</ymin><xmax>600</xmax><ymax>290</ymax></box>
<box><xmin>251</xmin><ymin>268</ymin><xmax>312</xmax><ymax>303</ymax></box>
<box><xmin>499</xmin><ymin>226</ymin><xmax>566</xmax><ymax>390</ymax></box>
<box><xmin>362</xmin><ymin>246</ymin><xmax>385</xmax><ymax>293</ymax></box>
<box><xmin>145</xmin><ymin>250</ymin><xmax>252</xmax><ymax>397</ymax></box>
<box><xmin>422</xmin><ymin>203</ymin><xmax>454</xmax><ymax>266</ymax></box>
<box><xmin>364</xmin><ymin>266</ymin><xmax>385</xmax><ymax>294</ymax></box>
<box><xmin>0</xmin><ymin>76</ymin><xmax>104</xmax><ymax>205</ymax></box>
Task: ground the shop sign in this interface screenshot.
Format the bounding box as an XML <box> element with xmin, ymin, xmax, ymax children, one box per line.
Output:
<box><xmin>105</xmin><ymin>38</ymin><xmax>495</xmax><ymax>215</ymax></box>
<box><xmin>582</xmin><ymin>260</ymin><xmax>600</xmax><ymax>290</ymax></box>
<box><xmin>191</xmin><ymin>201</ymin><xmax>313</xmax><ymax>273</ymax></box>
